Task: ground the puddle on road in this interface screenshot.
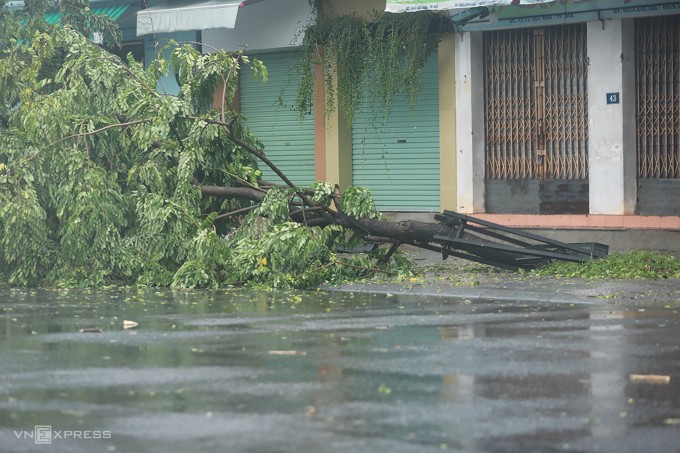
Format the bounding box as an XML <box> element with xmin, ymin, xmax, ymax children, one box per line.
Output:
<box><xmin>1</xmin><ymin>289</ymin><xmax>680</xmax><ymax>452</ymax></box>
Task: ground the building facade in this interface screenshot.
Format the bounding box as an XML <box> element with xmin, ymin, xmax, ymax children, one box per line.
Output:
<box><xmin>134</xmin><ymin>0</ymin><xmax>680</xmax><ymax>248</ymax></box>
<box><xmin>450</xmin><ymin>0</ymin><xmax>680</xmax><ymax>245</ymax></box>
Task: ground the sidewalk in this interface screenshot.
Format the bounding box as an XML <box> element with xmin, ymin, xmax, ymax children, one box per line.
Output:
<box><xmin>328</xmin><ymin>245</ymin><xmax>680</xmax><ymax>307</ymax></box>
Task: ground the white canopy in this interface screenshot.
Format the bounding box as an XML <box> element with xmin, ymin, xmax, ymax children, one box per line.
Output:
<box><xmin>386</xmin><ymin>0</ymin><xmax>551</xmax><ymax>13</ymax></box>
<box><xmin>137</xmin><ymin>0</ymin><xmax>242</xmax><ymax>36</ymax></box>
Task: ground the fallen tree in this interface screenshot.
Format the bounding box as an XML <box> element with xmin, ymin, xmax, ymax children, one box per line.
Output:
<box><xmin>0</xmin><ymin>6</ymin><xmax>603</xmax><ymax>289</ymax></box>
<box><xmin>0</xmin><ymin>13</ymin><xmax>462</xmax><ymax>288</ymax></box>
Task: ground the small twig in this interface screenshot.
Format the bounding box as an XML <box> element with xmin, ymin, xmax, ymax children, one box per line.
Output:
<box><xmin>79</xmin><ymin>122</ymin><xmax>90</xmax><ymax>159</ymax></box>
<box><xmin>268</xmin><ymin>350</ymin><xmax>307</xmax><ymax>356</ymax></box>
<box><xmin>164</xmin><ymin>40</ymin><xmax>243</xmax><ymax>117</ymax></box>
<box><xmin>220</xmin><ymin>76</ymin><xmax>228</xmax><ymax>122</ymax></box>
<box><xmin>103</xmin><ymin>53</ymin><xmax>158</xmax><ymax>97</ymax></box>
<box><xmin>23</xmin><ymin>119</ymin><xmax>148</xmax><ymax>164</ymax></box>
<box><xmin>229</xmin><ymin>129</ymin><xmax>296</xmax><ymax>188</ymax></box>
<box><xmin>630</xmin><ymin>374</ymin><xmax>671</xmax><ymax>384</ymax></box>
<box><xmin>58</xmin><ymin>119</ymin><xmax>146</xmax><ymax>145</ymax></box>
<box><xmin>289</xmin><ymin>206</ymin><xmax>324</xmax><ymax>217</ymax></box>
<box><xmin>214</xmin><ymin>205</ymin><xmax>259</xmax><ymax>221</ymax></box>
<box><xmin>174</xmin><ymin>40</ymin><xmax>245</xmax><ymax>57</ymax></box>
<box><xmin>195</xmin><ymin>116</ymin><xmax>294</xmax><ymax>185</ymax></box>
<box><xmin>220</xmin><ymin>169</ymin><xmax>268</xmax><ymax>193</ymax></box>
<box><xmin>100</xmin><ymin>53</ymin><xmax>186</xmax><ymax>150</ymax></box>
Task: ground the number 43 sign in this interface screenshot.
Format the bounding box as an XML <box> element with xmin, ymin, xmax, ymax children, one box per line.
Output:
<box><xmin>607</xmin><ymin>92</ymin><xmax>620</xmax><ymax>104</ymax></box>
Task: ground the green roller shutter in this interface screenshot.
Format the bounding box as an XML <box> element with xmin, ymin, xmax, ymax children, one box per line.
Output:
<box><xmin>239</xmin><ymin>51</ymin><xmax>315</xmax><ymax>187</ymax></box>
<box><xmin>352</xmin><ymin>55</ymin><xmax>440</xmax><ymax>211</ymax></box>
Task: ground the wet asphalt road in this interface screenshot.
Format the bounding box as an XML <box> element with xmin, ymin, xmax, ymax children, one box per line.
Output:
<box><xmin>1</xmin><ymin>289</ymin><xmax>680</xmax><ymax>452</ymax></box>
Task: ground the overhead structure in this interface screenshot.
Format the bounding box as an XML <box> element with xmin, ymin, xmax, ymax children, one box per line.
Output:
<box><xmin>137</xmin><ymin>0</ymin><xmax>243</xmax><ymax>36</ymax></box>
<box><xmin>385</xmin><ymin>0</ymin><xmax>551</xmax><ymax>13</ymax></box>
<box><xmin>387</xmin><ymin>0</ymin><xmax>680</xmax><ymax>30</ymax></box>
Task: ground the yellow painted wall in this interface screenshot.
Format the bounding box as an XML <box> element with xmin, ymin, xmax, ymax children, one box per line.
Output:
<box><xmin>438</xmin><ymin>32</ymin><xmax>457</xmax><ymax>211</ymax></box>
<box><xmin>321</xmin><ymin>65</ymin><xmax>352</xmax><ymax>190</ymax></box>
<box><xmin>320</xmin><ymin>0</ymin><xmax>386</xmax><ymax>19</ymax></box>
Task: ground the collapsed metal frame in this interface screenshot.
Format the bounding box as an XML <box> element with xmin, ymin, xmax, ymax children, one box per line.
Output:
<box><xmin>407</xmin><ymin>211</ymin><xmax>609</xmax><ymax>271</ymax></box>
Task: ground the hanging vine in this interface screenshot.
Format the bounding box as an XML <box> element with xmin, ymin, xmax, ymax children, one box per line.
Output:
<box><xmin>295</xmin><ymin>10</ymin><xmax>450</xmax><ymax>123</ymax></box>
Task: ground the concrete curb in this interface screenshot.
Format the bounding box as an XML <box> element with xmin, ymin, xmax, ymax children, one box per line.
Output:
<box><xmin>323</xmin><ymin>284</ymin><xmax>606</xmax><ymax>305</ymax></box>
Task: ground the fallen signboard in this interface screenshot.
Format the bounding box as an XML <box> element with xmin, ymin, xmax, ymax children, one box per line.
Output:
<box><xmin>429</xmin><ymin>210</ymin><xmax>608</xmax><ymax>271</ymax></box>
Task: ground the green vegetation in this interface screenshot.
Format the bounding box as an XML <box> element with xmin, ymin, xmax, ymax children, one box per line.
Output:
<box><xmin>531</xmin><ymin>251</ymin><xmax>680</xmax><ymax>280</ymax></box>
<box><xmin>3</xmin><ymin>2</ymin><xmax>675</xmax><ymax>291</ymax></box>
<box><xmin>295</xmin><ymin>9</ymin><xmax>448</xmax><ymax>123</ymax></box>
<box><xmin>0</xmin><ymin>0</ymin><xmax>411</xmax><ymax>289</ymax></box>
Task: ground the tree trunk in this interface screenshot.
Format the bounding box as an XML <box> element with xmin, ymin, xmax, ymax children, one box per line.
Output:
<box><xmin>199</xmin><ymin>185</ymin><xmax>266</xmax><ymax>203</ymax></box>
<box><xmin>341</xmin><ymin>217</ymin><xmax>454</xmax><ymax>244</ymax></box>
<box><xmin>199</xmin><ymin>184</ymin><xmax>454</xmax><ymax>245</ymax></box>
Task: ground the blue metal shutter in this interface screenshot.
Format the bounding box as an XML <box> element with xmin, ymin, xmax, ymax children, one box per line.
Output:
<box><xmin>239</xmin><ymin>51</ymin><xmax>315</xmax><ymax>187</ymax></box>
<box><xmin>352</xmin><ymin>55</ymin><xmax>440</xmax><ymax>211</ymax></box>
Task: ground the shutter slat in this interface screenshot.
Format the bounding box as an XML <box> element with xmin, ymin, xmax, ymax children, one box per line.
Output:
<box><xmin>240</xmin><ymin>52</ymin><xmax>315</xmax><ymax>187</ymax></box>
<box><xmin>352</xmin><ymin>56</ymin><xmax>440</xmax><ymax>211</ymax></box>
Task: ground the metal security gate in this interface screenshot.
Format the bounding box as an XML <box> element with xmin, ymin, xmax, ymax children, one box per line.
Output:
<box><xmin>636</xmin><ymin>16</ymin><xmax>680</xmax><ymax>180</ymax></box>
<box><xmin>484</xmin><ymin>25</ymin><xmax>588</xmax><ymax>180</ymax></box>
<box><xmin>483</xmin><ymin>25</ymin><xmax>589</xmax><ymax>214</ymax></box>
<box><xmin>239</xmin><ymin>51</ymin><xmax>315</xmax><ymax>187</ymax></box>
<box><xmin>635</xmin><ymin>15</ymin><xmax>680</xmax><ymax>215</ymax></box>
<box><xmin>351</xmin><ymin>55</ymin><xmax>440</xmax><ymax>212</ymax></box>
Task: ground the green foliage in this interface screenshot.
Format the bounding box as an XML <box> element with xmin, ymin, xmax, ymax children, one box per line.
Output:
<box><xmin>172</xmin><ymin>228</ymin><xmax>232</xmax><ymax>289</ymax></box>
<box><xmin>223</xmin><ymin>219</ymin><xmax>408</xmax><ymax>289</ymax></box>
<box><xmin>296</xmin><ymin>10</ymin><xmax>448</xmax><ymax>122</ymax></box>
<box><xmin>0</xmin><ymin>4</ymin><xmax>411</xmax><ymax>289</ymax></box>
<box><xmin>0</xmin><ymin>0</ymin><xmax>120</xmax><ymax>120</ymax></box>
<box><xmin>0</xmin><ymin>10</ymin><xmax>245</xmax><ymax>287</ymax></box>
<box><xmin>340</xmin><ymin>186</ymin><xmax>383</xmax><ymax>220</ymax></box>
<box><xmin>309</xmin><ymin>181</ymin><xmax>333</xmax><ymax>206</ymax></box>
<box><xmin>257</xmin><ymin>188</ymin><xmax>297</xmax><ymax>224</ymax></box>
<box><xmin>223</xmin><ymin>182</ymin><xmax>407</xmax><ymax>289</ymax></box>
<box><xmin>531</xmin><ymin>251</ymin><xmax>680</xmax><ymax>280</ymax></box>
<box><xmin>55</xmin><ymin>0</ymin><xmax>121</xmax><ymax>48</ymax></box>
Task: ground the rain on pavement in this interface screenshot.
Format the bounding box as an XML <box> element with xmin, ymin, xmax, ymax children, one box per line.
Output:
<box><xmin>1</xmin><ymin>289</ymin><xmax>679</xmax><ymax>452</ymax></box>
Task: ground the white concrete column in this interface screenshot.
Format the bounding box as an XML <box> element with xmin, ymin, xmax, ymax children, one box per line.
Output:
<box><xmin>454</xmin><ymin>31</ymin><xmax>485</xmax><ymax>213</ymax></box>
<box><xmin>587</xmin><ymin>19</ymin><xmax>637</xmax><ymax>214</ymax></box>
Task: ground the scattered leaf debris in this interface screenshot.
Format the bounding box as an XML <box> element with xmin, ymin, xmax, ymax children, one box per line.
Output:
<box><xmin>268</xmin><ymin>350</ymin><xmax>307</xmax><ymax>356</ymax></box>
<box><xmin>629</xmin><ymin>374</ymin><xmax>671</xmax><ymax>384</ymax></box>
<box><xmin>123</xmin><ymin>320</ymin><xmax>139</xmax><ymax>330</ymax></box>
<box><xmin>79</xmin><ymin>328</ymin><xmax>103</xmax><ymax>333</ymax></box>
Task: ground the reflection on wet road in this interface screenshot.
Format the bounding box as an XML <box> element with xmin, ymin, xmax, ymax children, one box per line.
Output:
<box><xmin>1</xmin><ymin>289</ymin><xmax>680</xmax><ymax>452</ymax></box>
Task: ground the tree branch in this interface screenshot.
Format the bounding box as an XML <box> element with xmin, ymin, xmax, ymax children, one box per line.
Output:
<box><xmin>32</xmin><ymin>119</ymin><xmax>148</xmax><ymax>161</ymax></box>
<box><xmin>197</xmin><ymin>116</ymin><xmax>339</xmax><ymax>221</ymax></box>
<box><xmin>199</xmin><ymin>185</ymin><xmax>266</xmax><ymax>202</ymax></box>
<box><xmin>214</xmin><ymin>204</ymin><xmax>259</xmax><ymax>221</ymax></box>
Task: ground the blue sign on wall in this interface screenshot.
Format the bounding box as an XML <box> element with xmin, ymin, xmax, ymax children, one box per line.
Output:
<box><xmin>607</xmin><ymin>92</ymin><xmax>620</xmax><ymax>104</ymax></box>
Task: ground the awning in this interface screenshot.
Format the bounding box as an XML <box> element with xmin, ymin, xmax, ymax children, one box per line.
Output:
<box><xmin>385</xmin><ymin>0</ymin><xmax>550</xmax><ymax>13</ymax></box>
<box><xmin>44</xmin><ymin>4</ymin><xmax>133</xmax><ymax>25</ymax></box>
<box><xmin>136</xmin><ymin>0</ymin><xmax>242</xmax><ymax>36</ymax></box>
